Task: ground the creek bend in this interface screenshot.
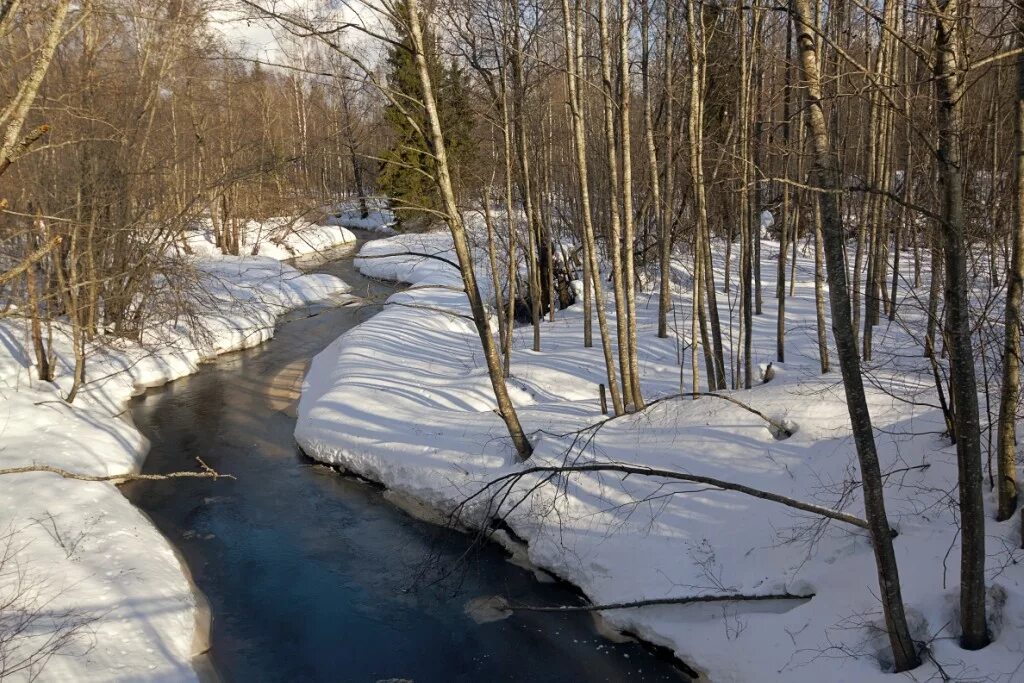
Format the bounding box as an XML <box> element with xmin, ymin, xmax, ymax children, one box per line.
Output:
<box><xmin>122</xmin><ymin>231</ymin><xmax>688</xmax><ymax>682</ymax></box>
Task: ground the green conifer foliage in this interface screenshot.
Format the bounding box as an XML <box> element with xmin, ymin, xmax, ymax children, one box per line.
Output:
<box><xmin>378</xmin><ymin>2</ymin><xmax>474</xmax><ymax>231</ymax></box>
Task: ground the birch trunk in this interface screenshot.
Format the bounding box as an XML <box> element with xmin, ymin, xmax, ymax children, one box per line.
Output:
<box><xmin>561</xmin><ymin>0</ymin><xmax>624</xmax><ymax>414</ymax></box>
<box><xmin>598</xmin><ymin>0</ymin><xmax>635</xmax><ymax>411</ymax></box>
<box><xmin>995</xmin><ymin>0</ymin><xmax>1024</xmax><ymax>523</ymax></box>
<box><xmin>791</xmin><ymin>0</ymin><xmax>921</xmax><ymax>669</ymax></box>
<box><xmin>933</xmin><ymin>0</ymin><xmax>988</xmax><ymax>649</ymax></box>
<box><xmin>406</xmin><ymin>0</ymin><xmax>533</xmax><ymax>460</ymax></box>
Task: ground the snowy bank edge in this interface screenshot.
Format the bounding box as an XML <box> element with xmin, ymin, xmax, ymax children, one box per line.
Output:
<box><xmin>0</xmin><ymin>226</ymin><xmax>356</xmax><ymax>682</ymax></box>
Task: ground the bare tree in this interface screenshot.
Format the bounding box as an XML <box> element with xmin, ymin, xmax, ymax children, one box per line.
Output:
<box><xmin>932</xmin><ymin>0</ymin><xmax>988</xmax><ymax>650</ymax></box>
<box><xmin>995</xmin><ymin>0</ymin><xmax>1024</xmax><ymax>523</ymax></box>
<box><xmin>790</xmin><ymin>0</ymin><xmax>921</xmax><ymax>670</ymax></box>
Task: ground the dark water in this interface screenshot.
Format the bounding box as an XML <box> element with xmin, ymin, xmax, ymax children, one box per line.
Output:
<box><xmin>123</xmin><ymin>232</ymin><xmax>688</xmax><ymax>683</ymax></box>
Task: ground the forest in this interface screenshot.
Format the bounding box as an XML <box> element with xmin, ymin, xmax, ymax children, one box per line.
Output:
<box><xmin>2</xmin><ymin>0</ymin><xmax>1024</xmax><ymax>680</ymax></box>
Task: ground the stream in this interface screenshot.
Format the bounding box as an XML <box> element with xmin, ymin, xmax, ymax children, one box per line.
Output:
<box><xmin>122</xmin><ymin>231</ymin><xmax>688</xmax><ymax>682</ymax></box>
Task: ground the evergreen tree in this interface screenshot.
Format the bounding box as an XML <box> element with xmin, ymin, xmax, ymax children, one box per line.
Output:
<box><xmin>378</xmin><ymin>2</ymin><xmax>473</xmax><ymax>230</ymax></box>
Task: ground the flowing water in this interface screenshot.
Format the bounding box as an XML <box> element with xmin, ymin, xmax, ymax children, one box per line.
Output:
<box><xmin>123</xmin><ymin>231</ymin><xmax>688</xmax><ymax>682</ymax></box>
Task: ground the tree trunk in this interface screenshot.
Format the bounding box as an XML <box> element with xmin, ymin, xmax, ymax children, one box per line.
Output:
<box><xmin>646</xmin><ymin>0</ymin><xmax>667</xmax><ymax>340</ymax></box>
<box><xmin>561</xmin><ymin>0</ymin><xmax>624</xmax><ymax>414</ymax></box>
<box><xmin>499</xmin><ymin>64</ymin><xmax>518</xmax><ymax>376</ymax></box>
<box><xmin>618</xmin><ymin>0</ymin><xmax>644</xmax><ymax>409</ymax></box>
<box><xmin>598</xmin><ymin>0</ymin><xmax>635</xmax><ymax>411</ymax></box>
<box><xmin>933</xmin><ymin>0</ymin><xmax>989</xmax><ymax>650</ymax></box>
<box><xmin>508</xmin><ymin>0</ymin><xmax>543</xmax><ymax>352</ymax></box>
<box><xmin>777</xmin><ymin>19</ymin><xmax>793</xmax><ymax>364</ymax></box>
<box><xmin>738</xmin><ymin>3</ymin><xmax>753</xmax><ymax>390</ymax></box>
<box><xmin>996</xmin><ymin>0</ymin><xmax>1024</xmax><ymax>523</ymax></box>
<box><xmin>0</xmin><ymin>0</ymin><xmax>72</xmax><ymax>177</ymax></box>
<box><xmin>791</xmin><ymin>0</ymin><xmax>921</xmax><ymax>670</ymax></box>
<box><xmin>483</xmin><ymin>191</ymin><xmax>508</xmax><ymax>368</ymax></box>
<box><xmin>406</xmin><ymin>0</ymin><xmax>532</xmax><ymax>460</ymax></box>
<box><xmin>813</xmin><ymin>199</ymin><xmax>830</xmax><ymax>374</ymax></box>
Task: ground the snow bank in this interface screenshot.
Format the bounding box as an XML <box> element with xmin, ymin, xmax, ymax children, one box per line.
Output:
<box><xmin>182</xmin><ymin>216</ymin><xmax>357</xmax><ymax>259</ymax></box>
<box><xmin>325</xmin><ymin>206</ymin><xmax>398</xmax><ymax>235</ymax></box>
<box><xmin>0</xmin><ymin>244</ymin><xmax>352</xmax><ymax>679</ymax></box>
<box><xmin>297</xmin><ymin>227</ymin><xmax>1024</xmax><ymax>681</ymax></box>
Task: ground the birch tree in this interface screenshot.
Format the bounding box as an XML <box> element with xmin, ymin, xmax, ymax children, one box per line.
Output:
<box><xmin>995</xmin><ymin>0</ymin><xmax>1023</xmax><ymax>523</ymax></box>
<box><xmin>790</xmin><ymin>0</ymin><xmax>921</xmax><ymax>669</ymax></box>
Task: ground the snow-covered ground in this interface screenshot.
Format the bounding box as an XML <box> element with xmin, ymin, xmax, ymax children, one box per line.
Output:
<box><xmin>296</xmin><ymin>225</ymin><xmax>1024</xmax><ymax>681</ymax></box>
<box><xmin>181</xmin><ymin>214</ymin><xmax>358</xmax><ymax>260</ymax></box>
<box><xmin>325</xmin><ymin>206</ymin><xmax>399</xmax><ymax>236</ymax></box>
<box><xmin>0</xmin><ymin>222</ymin><xmax>355</xmax><ymax>680</ymax></box>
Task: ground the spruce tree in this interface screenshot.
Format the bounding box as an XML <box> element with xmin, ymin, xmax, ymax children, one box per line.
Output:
<box><xmin>379</xmin><ymin>3</ymin><xmax>473</xmax><ymax>231</ymax></box>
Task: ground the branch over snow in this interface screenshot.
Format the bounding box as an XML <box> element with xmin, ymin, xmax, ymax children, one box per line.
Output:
<box><xmin>467</xmin><ymin>462</ymin><xmax>870</xmax><ymax>530</ymax></box>
<box><xmin>355</xmin><ymin>250</ymin><xmax>462</xmax><ymax>272</ymax></box>
<box><xmin>507</xmin><ymin>591</ymin><xmax>815</xmax><ymax>612</ymax></box>
<box><xmin>0</xmin><ymin>458</ymin><xmax>233</xmax><ymax>483</ymax></box>
<box><xmin>385</xmin><ymin>301</ymin><xmax>474</xmax><ymax>321</ymax></box>
<box><xmin>544</xmin><ymin>391</ymin><xmax>794</xmax><ymax>439</ymax></box>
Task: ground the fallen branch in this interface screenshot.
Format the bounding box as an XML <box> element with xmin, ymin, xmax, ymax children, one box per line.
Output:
<box><xmin>467</xmin><ymin>462</ymin><xmax>870</xmax><ymax>530</ymax></box>
<box><xmin>403</xmin><ymin>284</ymin><xmax>466</xmax><ymax>294</ymax></box>
<box><xmin>385</xmin><ymin>301</ymin><xmax>474</xmax><ymax>321</ymax></box>
<box><xmin>547</xmin><ymin>391</ymin><xmax>794</xmax><ymax>440</ymax></box>
<box><xmin>354</xmin><ymin>250</ymin><xmax>461</xmax><ymax>272</ymax></box>
<box><xmin>677</xmin><ymin>392</ymin><xmax>794</xmax><ymax>437</ymax></box>
<box><xmin>0</xmin><ymin>457</ymin><xmax>233</xmax><ymax>483</ymax></box>
<box><xmin>508</xmin><ymin>591</ymin><xmax>815</xmax><ymax>613</ymax></box>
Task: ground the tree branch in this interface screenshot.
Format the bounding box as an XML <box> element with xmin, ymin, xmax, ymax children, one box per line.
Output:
<box><xmin>355</xmin><ymin>250</ymin><xmax>462</xmax><ymax>272</ymax></box>
<box><xmin>0</xmin><ymin>234</ymin><xmax>61</xmax><ymax>287</ymax></box>
<box><xmin>0</xmin><ymin>458</ymin><xmax>233</xmax><ymax>483</ymax></box>
<box><xmin>507</xmin><ymin>591</ymin><xmax>815</xmax><ymax>612</ymax></box>
<box><xmin>0</xmin><ymin>123</ymin><xmax>49</xmax><ymax>177</ymax></box>
<box><xmin>468</xmin><ymin>462</ymin><xmax>870</xmax><ymax>530</ymax></box>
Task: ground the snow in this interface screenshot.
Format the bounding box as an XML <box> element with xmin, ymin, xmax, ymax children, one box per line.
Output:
<box><xmin>181</xmin><ymin>215</ymin><xmax>357</xmax><ymax>260</ymax></box>
<box><xmin>325</xmin><ymin>206</ymin><xmax>399</xmax><ymax>235</ymax></box>
<box><xmin>0</xmin><ymin>221</ymin><xmax>355</xmax><ymax>681</ymax></box>
<box><xmin>297</xmin><ymin>224</ymin><xmax>1024</xmax><ymax>681</ymax></box>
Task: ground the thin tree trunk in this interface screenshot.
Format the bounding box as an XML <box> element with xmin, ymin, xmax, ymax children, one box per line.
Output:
<box><xmin>508</xmin><ymin>0</ymin><xmax>542</xmax><ymax>352</ymax></box>
<box><xmin>25</xmin><ymin>227</ymin><xmax>51</xmax><ymax>382</ymax></box>
<box><xmin>813</xmin><ymin>199</ymin><xmax>830</xmax><ymax>374</ymax></box>
<box><xmin>738</xmin><ymin>2</ymin><xmax>753</xmax><ymax>389</ymax></box>
<box><xmin>645</xmin><ymin>0</ymin><xmax>667</xmax><ymax>340</ymax></box>
<box><xmin>561</xmin><ymin>0</ymin><xmax>624</xmax><ymax>414</ymax></box>
<box><xmin>406</xmin><ymin>0</ymin><xmax>532</xmax><ymax>460</ymax></box>
<box><xmin>777</xmin><ymin>19</ymin><xmax>794</xmax><ymax>364</ymax></box>
<box><xmin>995</xmin><ymin>0</ymin><xmax>1024</xmax><ymax>523</ymax></box>
<box><xmin>499</xmin><ymin>64</ymin><xmax>518</xmax><ymax>376</ymax></box>
<box><xmin>790</xmin><ymin>0</ymin><xmax>921</xmax><ymax>669</ymax></box>
<box><xmin>933</xmin><ymin>0</ymin><xmax>988</xmax><ymax>650</ymax></box>
<box><xmin>483</xmin><ymin>190</ymin><xmax>508</xmax><ymax>367</ymax></box>
<box><xmin>598</xmin><ymin>0</ymin><xmax>635</xmax><ymax>411</ymax></box>
<box><xmin>619</xmin><ymin>0</ymin><xmax>644</xmax><ymax>409</ymax></box>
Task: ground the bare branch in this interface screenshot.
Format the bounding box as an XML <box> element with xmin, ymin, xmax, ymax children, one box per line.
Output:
<box><xmin>0</xmin><ymin>458</ymin><xmax>233</xmax><ymax>483</ymax></box>
<box><xmin>507</xmin><ymin>591</ymin><xmax>815</xmax><ymax>612</ymax></box>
